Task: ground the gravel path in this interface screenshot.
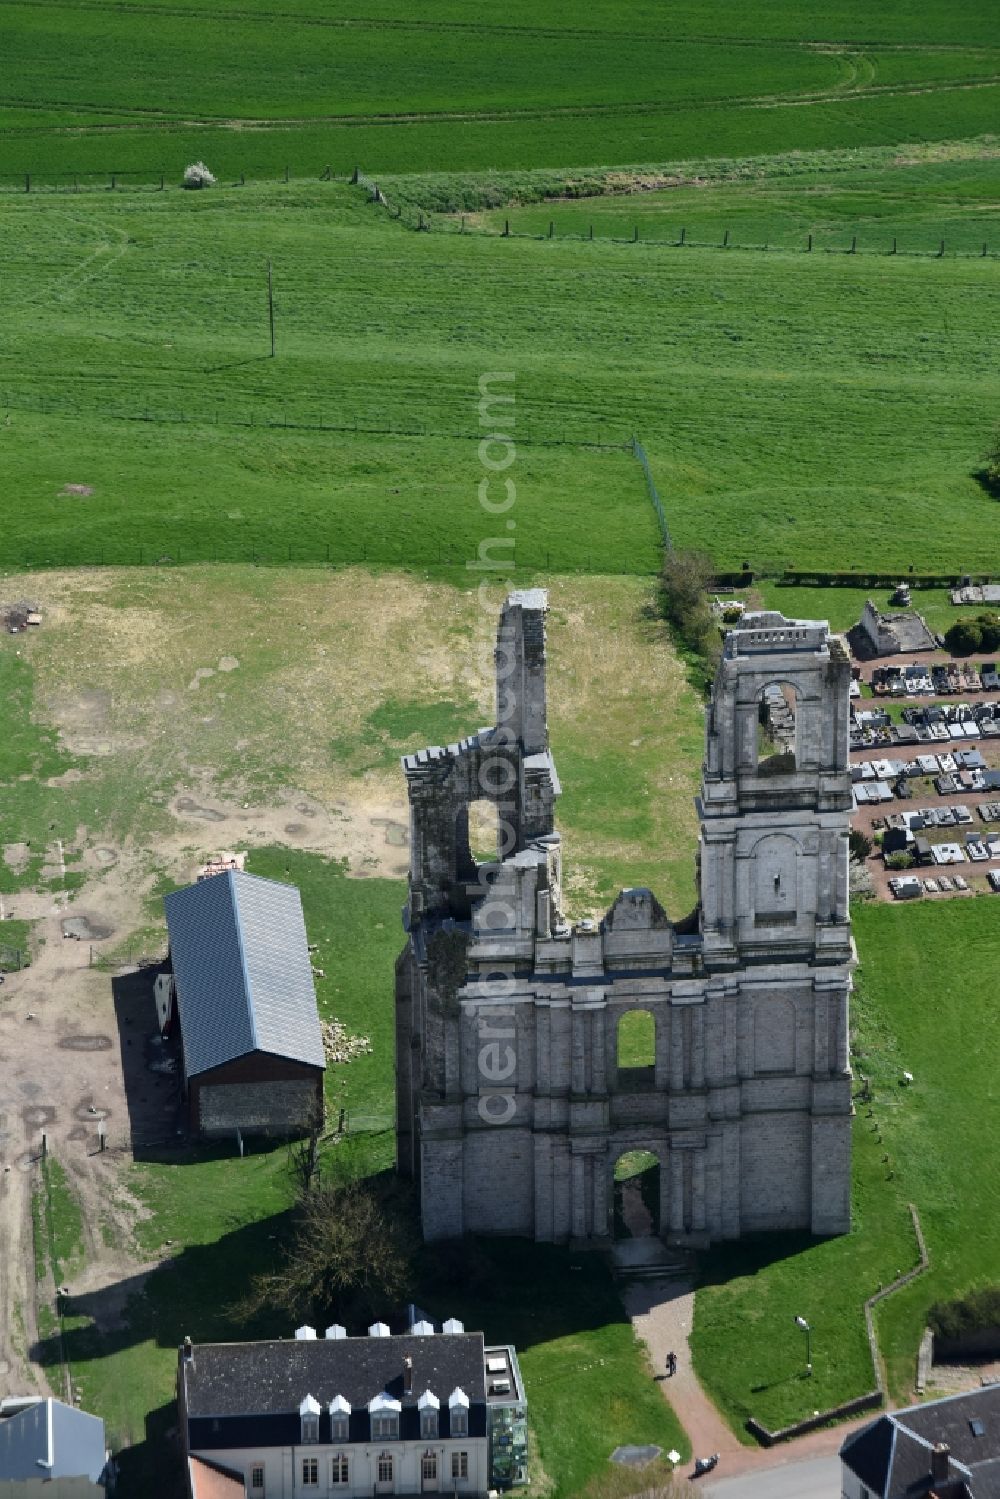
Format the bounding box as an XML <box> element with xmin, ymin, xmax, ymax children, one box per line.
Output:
<box><xmin>622</xmin><ymin>1276</ymin><xmax>874</xmax><ymax>1482</ymax></box>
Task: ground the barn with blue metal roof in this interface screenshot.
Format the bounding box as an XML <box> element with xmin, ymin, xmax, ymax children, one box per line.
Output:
<box><xmin>163</xmin><ymin>870</ymin><xmax>325</xmax><ymax>1138</ymax></box>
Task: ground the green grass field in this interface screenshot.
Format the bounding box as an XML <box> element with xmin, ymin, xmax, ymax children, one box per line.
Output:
<box><xmin>692</xmin><ymin>899</ymin><xmax>1000</xmax><ymax>1435</ymax></box>
<box><xmin>2</xmin><ymin>177</ymin><xmax>997</xmax><ymax>575</ymax></box>
<box><xmin>2</xmin><ymin>0</ymin><xmax>999</xmax><ymax>178</ymax></box>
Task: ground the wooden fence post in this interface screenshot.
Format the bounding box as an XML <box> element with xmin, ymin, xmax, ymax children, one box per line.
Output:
<box><xmin>679</xmin><ymin>226</ymin><xmax>686</xmax><ymax>245</ymax></box>
<box><xmin>723</xmin><ymin>229</ymin><xmax>729</xmax><ymax>248</ymax></box>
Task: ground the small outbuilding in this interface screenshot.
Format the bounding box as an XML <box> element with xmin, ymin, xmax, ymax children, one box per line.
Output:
<box><xmin>164</xmin><ymin>870</ymin><xmax>325</xmax><ymax>1139</ymax></box>
<box><xmin>0</xmin><ymin>1397</ymin><xmax>107</xmax><ymax>1490</ymax></box>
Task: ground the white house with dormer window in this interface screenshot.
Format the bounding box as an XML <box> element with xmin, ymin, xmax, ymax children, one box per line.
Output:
<box><xmin>178</xmin><ymin>1317</ymin><xmax>528</xmax><ymax>1499</ymax></box>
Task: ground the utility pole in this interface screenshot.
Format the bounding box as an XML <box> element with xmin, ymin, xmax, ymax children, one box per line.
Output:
<box><xmin>267</xmin><ymin>259</ymin><xmax>275</xmax><ymax>358</ymax></box>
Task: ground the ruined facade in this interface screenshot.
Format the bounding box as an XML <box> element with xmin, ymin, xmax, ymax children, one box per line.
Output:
<box><xmin>395</xmin><ymin>592</ymin><xmax>854</xmax><ymax>1244</ymax></box>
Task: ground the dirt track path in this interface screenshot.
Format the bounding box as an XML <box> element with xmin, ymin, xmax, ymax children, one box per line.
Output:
<box><xmin>0</xmin><ymin>856</ymin><xmax>165</xmax><ymax>1398</ymax></box>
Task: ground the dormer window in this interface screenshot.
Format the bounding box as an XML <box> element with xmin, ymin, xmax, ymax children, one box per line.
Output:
<box><xmin>329</xmin><ymin>1394</ymin><xmax>351</xmax><ymax>1443</ymax></box>
<box><xmin>418</xmin><ymin>1389</ymin><xmax>440</xmax><ymax>1439</ymax></box>
<box><xmin>299</xmin><ymin>1394</ymin><xmax>321</xmax><ymax>1444</ymax></box>
<box><xmin>449</xmin><ymin>1387</ymin><xmax>470</xmax><ymax>1438</ymax></box>
<box><xmin>369</xmin><ymin>1391</ymin><xmax>401</xmax><ymax>1441</ymax></box>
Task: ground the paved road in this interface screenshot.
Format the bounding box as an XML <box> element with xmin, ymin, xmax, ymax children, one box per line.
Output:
<box><xmin>702</xmin><ymin>1454</ymin><xmax>841</xmax><ymax>1499</ymax></box>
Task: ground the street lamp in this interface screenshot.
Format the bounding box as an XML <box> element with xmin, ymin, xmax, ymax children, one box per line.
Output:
<box><xmin>794</xmin><ymin>1315</ymin><xmax>812</xmax><ymax>1375</ymax></box>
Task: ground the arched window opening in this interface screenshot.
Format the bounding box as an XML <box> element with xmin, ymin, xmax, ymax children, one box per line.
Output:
<box><xmin>756</xmin><ymin>682</ymin><xmax>798</xmax><ymax>774</ymax></box>
<box><xmin>454</xmin><ymin>799</ymin><xmax>500</xmax><ymax>883</ymax></box>
<box><xmin>616</xmin><ymin>1009</ymin><xmax>656</xmax><ymax>1090</ymax></box>
<box><xmin>468</xmin><ymin>799</ymin><xmax>499</xmax><ymax>864</ymax></box>
<box><xmin>613</xmin><ymin>1150</ymin><xmax>660</xmax><ymax>1240</ymax></box>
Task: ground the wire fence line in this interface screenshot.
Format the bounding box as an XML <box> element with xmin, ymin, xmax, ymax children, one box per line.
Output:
<box><xmin>0</xmin><ymin>164</ymin><xmax>345</xmax><ymax>195</ymax></box>
<box><xmin>435</xmin><ymin>217</ymin><xmax>1000</xmax><ymax>261</ymax></box>
<box><xmin>2</xmin><ymin>162</ymin><xmax>995</xmax><ymax>264</ymax></box>
<box><xmin>630</xmin><ymin>435</ymin><xmax>671</xmax><ymax>551</ymax></box>
<box><xmin>3</xmin><ymin>541</ymin><xmax>658</xmax><ymax>575</ymax></box>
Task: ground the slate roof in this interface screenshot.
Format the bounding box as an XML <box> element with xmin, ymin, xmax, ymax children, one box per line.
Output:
<box><xmin>842</xmin><ymin>1387</ymin><xmax>1000</xmax><ymax>1498</ymax></box>
<box><xmin>181</xmin><ymin>1332</ymin><xmax>487</xmax><ymax>1418</ymax></box>
<box><xmin>164</xmin><ymin>871</ymin><xmax>324</xmax><ymax>1078</ymax></box>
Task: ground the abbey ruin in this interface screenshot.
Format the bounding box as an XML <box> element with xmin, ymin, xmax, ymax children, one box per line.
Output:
<box><xmin>395</xmin><ymin>591</ymin><xmax>854</xmax><ymax>1244</ymax></box>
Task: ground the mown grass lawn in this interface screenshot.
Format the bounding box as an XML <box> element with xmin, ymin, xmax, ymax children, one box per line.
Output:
<box><xmin>692</xmin><ymin>898</ymin><xmax>1000</xmax><ymax>1436</ymax></box>
<box><xmin>2</xmin><ymin>182</ymin><xmax>997</xmax><ymax>575</ymax></box>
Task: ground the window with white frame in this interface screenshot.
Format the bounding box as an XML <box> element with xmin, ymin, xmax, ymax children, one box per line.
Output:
<box><xmin>301</xmin><ymin>1457</ymin><xmax>319</xmax><ymax>1486</ymax></box>
<box><xmin>372</xmin><ymin>1412</ymin><xmax>399</xmax><ymax>1440</ymax></box>
<box><xmin>422</xmin><ymin>1453</ymin><xmax>438</xmax><ymax>1482</ymax></box>
<box><xmin>451</xmin><ymin>1409</ymin><xmax>468</xmax><ymax>1437</ymax></box>
<box><xmin>420</xmin><ymin>1408</ymin><xmax>439</xmax><ymax>1439</ymax></box>
<box><xmin>331</xmin><ymin>1414</ymin><xmax>349</xmax><ymax>1442</ymax></box>
<box><xmin>250</xmin><ymin>1465</ymin><xmax>264</xmax><ymax>1493</ymax></box>
<box><xmin>331</xmin><ymin>1455</ymin><xmax>349</xmax><ymax>1486</ymax></box>
<box><xmin>377</xmin><ymin>1454</ymin><xmax>394</xmax><ymax>1484</ymax></box>
<box><xmin>301</xmin><ymin>1414</ymin><xmax>320</xmax><ymax>1444</ymax></box>
<box><xmin>452</xmin><ymin>1451</ymin><xmax>469</xmax><ymax>1480</ymax></box>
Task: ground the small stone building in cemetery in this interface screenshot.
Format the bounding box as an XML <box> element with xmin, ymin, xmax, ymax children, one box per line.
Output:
<box><xmin>177</xmin><ymin>1318</ymin><xmax>528</xmax><ymax>1498</ymax></box>
<box><xmin>163</xmin><ymin>870</ymin><xmax>324</xmax><ymax>1138</ymax></box>
<box><xmin>396</xmin><ymin>591</ymin><xmax>854</xmax><ymax>1245</ymax></box>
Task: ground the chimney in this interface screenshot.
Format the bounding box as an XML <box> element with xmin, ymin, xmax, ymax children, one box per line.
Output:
<box><xmin>931</xmin><ymin>1442</ymin><xmax>950</xmax><ymax>1484</ymax></box>
<box><xmin>182</xmin><ymin>1336</ymin><xmax>194</xmax><ymax>1370</ymax></box>
<box><xmin>403</xmin><ymin>1356</ymin><xmax>413</xmax><ymax>1396</ymax></box>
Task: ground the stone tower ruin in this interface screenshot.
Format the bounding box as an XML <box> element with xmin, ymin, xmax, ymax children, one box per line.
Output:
<box><xmin>395</xmin><ymin>592</ymin><xmax>854</xmax><ymax>1244</ymax></box>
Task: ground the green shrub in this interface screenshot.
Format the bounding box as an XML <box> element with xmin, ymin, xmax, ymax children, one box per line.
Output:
<box><xmin>945</xmin><ymin>613</ymin><xmax>1000</xmax><ymax>655</ymax></box>
<box><xmin>849</xmin><ymin>829</ymin><xmax>874</xmax><ymax>862</ymax></box>
<box><xmin>886</xmin><ymin>851</ymin><xmax>914</xmax><ymax>870</ymax></box>
<box><xmin>930</xmin><ymin>1286</ymin><xmax>1000</xmax><ymax>1342</ymax></box>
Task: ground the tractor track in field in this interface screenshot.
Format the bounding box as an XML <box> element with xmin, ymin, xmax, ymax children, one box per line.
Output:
<box><xmin>4</xmin><ymin>72</ymin><xmax>1000</xmax><ymax>141</ymax></box>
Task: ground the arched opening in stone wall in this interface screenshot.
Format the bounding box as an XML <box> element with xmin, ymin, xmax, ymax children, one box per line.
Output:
<box><xmin>455</xmin><ymin>799</ymin><xmax>499</xmax><ymax>880</ymax></box>
<box><xmin>612</xmin><ymin>1149</ymin><xmax>661</xmax><ymax>1240</ymax></box>
<box><xmin>616</xmin><ymin>1009</ymin><xmax>655</xmax><ymax>1090</ymax></box>
<box><xmin>467</xmin><ymin>799</ymin><xmax>499</xmax><ymax>863</ymax></box>
<box><xmin>752</xmin><ymin>832</ymin><xmax>799</xmax><ymax>927</ymax></box>
<box><xmin>756</xmin><ymin>681</ymin><xmax>799</xmax><ymax>774</ymax></box>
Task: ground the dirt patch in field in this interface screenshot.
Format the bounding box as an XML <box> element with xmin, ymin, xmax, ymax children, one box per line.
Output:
<box><xmin>59</xmin><ymin>484</ymin><xmax>94</xmax><ymax>498</ymax></box>
<box><xmin>3</xmin><ymin>844</ymin><xmax>30</xmax><ymax>874</ymax></box>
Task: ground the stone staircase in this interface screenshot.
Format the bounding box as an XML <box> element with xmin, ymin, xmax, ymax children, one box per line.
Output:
<box><xmin>610</xmin><ymin>1237</ymin><xmax>696</xmax><ymax>1282</ymax></box>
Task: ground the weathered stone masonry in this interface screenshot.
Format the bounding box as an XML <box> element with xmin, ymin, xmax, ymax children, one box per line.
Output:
<box><xmin>396</xmin><ymin>592</ymin><xmax>854</xmax><ymax>1244</ymax></box>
